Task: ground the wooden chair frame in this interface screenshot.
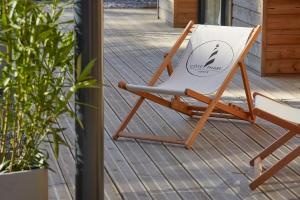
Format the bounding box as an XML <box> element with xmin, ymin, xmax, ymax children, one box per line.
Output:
<box><xmin>249</xmin><ymin>92</ymin><xmax>300</xmax><ymax>190</ymax></box>
<box><xmin>113</xmin><ymin>21</ymin><xmax>262</xmax><ymax>149</ymax></box>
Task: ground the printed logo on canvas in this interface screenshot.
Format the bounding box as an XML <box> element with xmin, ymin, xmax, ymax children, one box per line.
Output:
<box><xmin>186</xmin><ymin>40</ymin><xmax>234</xmax><ymax>77</ymax></box>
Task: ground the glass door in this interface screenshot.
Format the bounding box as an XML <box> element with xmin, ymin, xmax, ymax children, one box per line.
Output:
<box><xmin>200</xmin><ymin>0</ymin><xmax>232</xmax><ymax>25</ymax></box>
<box><xmin>204</xmin><ymin>0</ymin><xmax>221</xmax><ymax>25</ymax></box>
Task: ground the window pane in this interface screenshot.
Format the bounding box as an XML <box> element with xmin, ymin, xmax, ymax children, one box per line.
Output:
<box><xmin>203</xmin><ymin>0</ymin><xmax>231</xmax><ymax>26</ymax></box>
<box><xmin>204</xmin><ymin>0</ymin><xmax>221</xmax><ymax>25</ymax></box>
<box><xmin>225</xmin><ymin>0</ymin><xmax>232</xmax><ymax>25</ymax></box>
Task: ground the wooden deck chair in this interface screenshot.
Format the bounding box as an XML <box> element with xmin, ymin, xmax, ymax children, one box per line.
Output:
<box><xmin>113</xmin><ymin>20</ymin><xmax>261</xmax><ymax>149</ymax></box>
<box><xmin>250</xmin><ymin>92</ymin><xmax>300</xmax><ymax>190</ymax></box>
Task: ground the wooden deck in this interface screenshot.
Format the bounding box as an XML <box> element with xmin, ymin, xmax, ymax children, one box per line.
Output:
<box><xmin>50</xmin><ymin>9</ymin><xmax>300</xmax><ymax>200</ymax></box>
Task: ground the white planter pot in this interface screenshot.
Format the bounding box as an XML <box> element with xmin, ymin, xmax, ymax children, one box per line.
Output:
<box><xmin>0</xmin><ymin>168</ymin><xmax>48</xmax><ymax>200</ymax></box>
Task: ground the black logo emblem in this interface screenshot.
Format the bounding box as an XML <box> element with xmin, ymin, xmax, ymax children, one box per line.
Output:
<box><xmin>186</xmin><ymin>40</ymin><xmax>234</xmax><ymax>77</ymax></box>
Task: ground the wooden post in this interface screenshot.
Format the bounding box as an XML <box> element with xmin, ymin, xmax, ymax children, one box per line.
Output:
<box><xmin>74</xmin><ymin>0</ymin><xmax>104</xmax><ymax>199</ymax></box>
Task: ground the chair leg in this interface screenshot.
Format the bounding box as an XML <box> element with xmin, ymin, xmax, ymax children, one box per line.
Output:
<box><xmin>250</xmin><ymin>145</ymin><xmax>300</xmax><ymax>190</ymax></box>
<box><xmin>250</xmin><ymin>131</ymin><xmax>296</xmax><ymax>166</ymax></box>
<box><xmin>184</xmin><ymin>104</ymin><xmax>216</xmax><ymax>149</ymax></box>
<box><xmin>113</xmin><ymin>97</ymin><xmax>145</xmax><ymax>140</ymax></box>
<box><xmin>239</xmin><ymin>61</ymin><xmax>255</xmax><ymax>121</ymax></box>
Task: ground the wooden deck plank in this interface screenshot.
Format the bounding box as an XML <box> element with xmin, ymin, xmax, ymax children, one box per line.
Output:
<box><xmin>46</xmin><ymin>142</ymin><xmax>73</xmax><ymax>200</ymax></box>
<box><xmin>52</xmin><ymin>118</ymin><xmax>77</xmax><ymax>199</ymax></box>
<box><xmin>103</xmin><ymin>9</ymin><xmax>300</xmax><ymax>198</ymax></box>
<box><xmin>221</xmin><ymin>74</ymin><xmax>300</xmax><ymax>197</ymax></box>
<box><xmin>48</xmin><ymin>8</ymin><xmax>300</xmax><ymax>200</ymax></box>
<box><xmin>104</xmin><ymin>81</ymin><xmax>212</xmax><ymax>200</ymax></box>
<box><xmin>60</xmin><ymin>115</ymin><xmax>76</xmax><ymax>158</ymax></box>
<box><xmin>104</xmin><ymin>14</ymin><xmax>300</xmax><ymax>196</ymax></box>
<box><xmin>104</xmin><ymin>47</ymin><xmax>246</xmax><ymax>198</ymax></box>
<box><xmin>225</xmin><ymin>73</ymin><xmax>299</xmax><ymax>141</ymax></box>
<box><xmin>60</xmin><ymin>114</ymin><xmax>124</xmax><ymax>200</ymax></box>
<box><xmin>54</xmin><ymin>145</ymin><xmax>76</xmax><ymax>199</ymax></box>
<box><xmin>228</xmin><ymin>74</ymin><xmax>300</xmax><ymax>179</ymax></box>
<box><xmin>103</xmin><ymin>128</ymin><xmax>153</xmax><ymax>200</ymax></box>
<box><xmin>102</xmin><ymin>30</ymin><xmax>298</xmax><ymax>198</ymax></box>
<box><xmin>231</xmin><ymin>122</ymin><xmax>300</xmax><ymax>196</ymax></box>
<box><xmin>104</xmin><ymin>102</ymin><xmax>184</xmax><ymax>200</ymax></box>
<box><xmin>104</xmin><ymin>168</ymin><xmax>123</xmax><ymax>200</ymax></box>
<box><xmin>209</xmin><ymin>119</ymin><xmax>299</xmax><ymax>199</ymax></box>
<box><xmin>211</xmin><ymin>84</ymin><xmax>300</xmax><ymax>198</ymax></box>
<box><xmin>231</xmin><ymin>76</ymin><xmax>300</xmax><ymax>152</ymax></box>
<box><xmin>104</xmin><ymin>55</ymin><xmax>254</xmax><ymax>198</ymax></box>
<box><xmin>104</xmin><ymin>83</ymin><xmax>230</xmax><ymax>200</ymax></box>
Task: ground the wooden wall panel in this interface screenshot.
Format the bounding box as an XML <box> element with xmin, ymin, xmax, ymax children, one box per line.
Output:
<box><xmin>267</xmin><ymin>0</ymin><xmax>300</xmax><ymax>14</ymax></box>
<box><xmin>264</xmin><ymin>60</ymin><xmax>300</xmax><ymax>74</ymax></box>
<box><xmin>267</xmin><ymin>15</ymin><xmax>300</xmax><ymax>30</ymax></box>
<box><xmin>262</xmin><ymin>0</ymin><xmax>300</xmax><ymax>74</ymax></box>
<box><xmin>159</xmin><ymin>0</ymin><xmax>198</xmax><ymax>27</ymax></box>
<box><xmin>266</xmin><ymin>46</ymin><xmax>300</xmax><ymax>60</ymax></box>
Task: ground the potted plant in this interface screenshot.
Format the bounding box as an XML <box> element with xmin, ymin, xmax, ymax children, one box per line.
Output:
<box><xmin>0</xmin><ymin>0</ymin><xmax>95</xmax><ymax>199</ymax></box>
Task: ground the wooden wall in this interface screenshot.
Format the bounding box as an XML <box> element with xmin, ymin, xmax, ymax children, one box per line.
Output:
<box><xmin>232</xmin><ymin>0</ymin><xmax>263</xmax><ymax>74</ymax></box>
<box><xmin>174</xmin><ymin>0</ymin><xmax>198</xmax><ymax>27</ymax></box>
<box><xmin>262</xmin><ymin>0</ymin><xmax>300</xmax><ymax>74</ymax></box>
<box><xmin>159</xmin><ymin>0</ymin><xmax>198</xmax><ymax>27</ymax></box>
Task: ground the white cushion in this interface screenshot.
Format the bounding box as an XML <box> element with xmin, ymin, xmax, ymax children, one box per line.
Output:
<box><xmin>254</xmin><ymin>94</ymin><xmax>300</xmax><ymax>124</ymax></box>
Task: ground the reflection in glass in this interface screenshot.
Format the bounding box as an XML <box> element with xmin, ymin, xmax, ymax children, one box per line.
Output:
<box><xmin>224</xmin><ymin>0</ymin><xmax>232</xmax><ymax>25</ymax></box>
<box><xmin>204</xmin><ymin>0</ymin><xmax>221</xmax><ymax>25</ymax></box>
<box><xmin>203</xmin><ymin>0</ymin><xmax>231</xmax><ymax>26</ymax></box>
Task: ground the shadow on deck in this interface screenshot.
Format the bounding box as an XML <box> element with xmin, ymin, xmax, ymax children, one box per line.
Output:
<box><xmin>49</xmin><ymin>8</ymin><xmax>300</xmax><ymax>200</ymax></box>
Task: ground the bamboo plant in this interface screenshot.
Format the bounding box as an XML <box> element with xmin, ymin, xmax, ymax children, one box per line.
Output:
<box><xmin>0</xmin><ymin>0</ymin><xmax>96</xmax><ymax>173</ymax></box>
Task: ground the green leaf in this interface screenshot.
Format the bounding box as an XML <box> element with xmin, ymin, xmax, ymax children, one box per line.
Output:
<box><xmin>8</xmin><ymin>1</ymin><xmax>17</xmax><ymax>19</ymax></box>
<box><xmin>0</xmin><ymin>160</ymin><xmax>10</xmax><ymax>173</ymax></box>
<box><xmin>77</xmin><ymin>59</ymin><xmax>96</xmax><ymax>82</ymax></box>
<box><xmin>52</xmin><ymin>132</ymin><xmax>68</xmax><ymax>159</ymax></box>
<box><xmin>3</xmin><ymin>78</ymin><xmax>10</xmax><ymax>86</ymax></box>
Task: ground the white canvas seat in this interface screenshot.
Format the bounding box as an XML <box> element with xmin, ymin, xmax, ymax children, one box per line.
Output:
<box><xmin>114</xmin><ymin>21</ymin><xmax>261</xmax><ymax>149</ymax></box>
<box><xmin>250</xmin><ymin>93</ymin><xmax>300</xmax><ymax>190</ymax></box>
<box><xmin>254</xmin><ymin>94</ymin><xmax>300</xmax><ymax>124</ymax></box>
<box><xmin>127</xmin><ymin>25</ymin><xmax>253</xmax><ymax>96</ymax></box>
